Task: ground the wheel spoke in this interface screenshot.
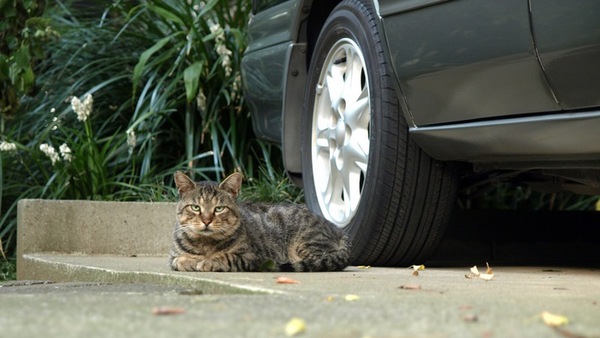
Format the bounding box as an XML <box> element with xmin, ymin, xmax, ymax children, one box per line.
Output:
<box><xmin>344</xmin><ymin>94</ymin><xmax>369</xmax><ymax>130</ymax></box>
<box><xmin>326</xmin><ymin>65</ymin><xmax>345</xmax><ymax>113</ymax></box>
<box><xmin>344</xmin><ymin>48</ymin><xmax>365</xmax><ymax>104</ymax></box>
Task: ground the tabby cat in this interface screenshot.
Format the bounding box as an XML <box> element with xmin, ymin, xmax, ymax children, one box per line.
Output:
<box><xmin>169</xmin><ymin>171</ymin><xmax>350</xmax><ymax>272</ymax></box>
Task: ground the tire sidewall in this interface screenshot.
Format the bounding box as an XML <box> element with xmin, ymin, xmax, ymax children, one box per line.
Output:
<box><xmin>302</xmin><ymin>0</ymin><xmax>397</xmax><ymax>261</ymax></box>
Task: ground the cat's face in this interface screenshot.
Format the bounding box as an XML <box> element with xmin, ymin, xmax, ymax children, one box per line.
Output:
<box><xmin>174</xmin><ymin>172</ymin><xmax>242</xmax><ymax>241</ymax></box>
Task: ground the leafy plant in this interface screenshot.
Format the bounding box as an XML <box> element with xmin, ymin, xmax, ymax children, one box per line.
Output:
<box><xmin>0</xmin><ymin>0</ymin><xmax>59</xmax><ymax>121</ymax></box>
<box><xmin>0</xmin><ymin>0</ymin><xmax>299</xmax><ymax>261</ymax></box>
<box><xmin>125</xmin><ymin>0</ymin><xmax>252</xmax><ymax>180</ymax></box>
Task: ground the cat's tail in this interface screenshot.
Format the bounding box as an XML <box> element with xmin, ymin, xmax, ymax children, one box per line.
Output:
<box><xmin>279</xmin><ymin>235</ymin><xmax>351</xmax><ymax>272</ymax></box>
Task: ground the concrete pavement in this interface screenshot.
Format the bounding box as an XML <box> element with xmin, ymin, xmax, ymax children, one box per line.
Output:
<box><xmin>9</xmin><ymin>199</ymin><xmax>600</xmax><ymax>337</ymax></box>
<box><xmin>3</xmin><ymin>261</ymin><xmax>600</xmax><ymax>337</ymax></box>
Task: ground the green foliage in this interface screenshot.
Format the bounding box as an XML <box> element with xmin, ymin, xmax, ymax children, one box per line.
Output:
<box><xmin>1</xmin><ymin>259</ymin><xmax>16</xmax><ymax>282</ymax></box>
<box><xmin>240</xmin><ymin>149</ymin><xmax>304</xmax><ymax>204</ymax></box>
<box><xmin>0</xmin><ymin>0</ymin><xmax>59</xmax><ymax>119</ymax></box>
<box><xmin>124</xmin><ymin>0</ymin><xmax>252</xmax><ymax>180</ymax></box>
<box><xmin>0</xmin><ymin>0</ymin><xmax>295</xmax><ymax>260</ymax></box>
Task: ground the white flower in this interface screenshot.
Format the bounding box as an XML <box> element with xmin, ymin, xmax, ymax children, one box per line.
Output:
<box><xmin>126</xmin><ymin>129</ymin><xmax>136</xmax><ymax>154</ymax></box>
<box><xmin>209</xmin><ymin>22</ymin><xmax>225</xmax><ymax>42</ymax></box>
<box><xmin>216</xmin><ymin>44</ymin><xmax>233</xmax><ymax>76</ymax></box>
<box><xmin>0</xmin><ymin>141</ymin><xmax>17</xmax><ymax>152</ymax></box>
<box><xmin>216</xmin><ymin>44</ymin><xmax>232</xmax><ymax>57</ymax></box>
<box><xmin>40</xmin><ymin>143</ymin><xmax>60</xmax><ymax>165</ymax></box>
<box><xmin>59</xmin><ymin>143</ymin><xmax>72</xmax><ymax>162</ymax></box>
<box><xmin>71</xmin><ymin>94</ymin><xmax>93</xmax><ymax>121</ymax></box>
<box><xmin>231</xmin><ymin>73</ymin><xmax>241</xmax><ymax>101</ymax></box>
<box><xmin>196</xmin><ymin>90</ymin><xmax>207</xmax><ymax>112</ymax></box>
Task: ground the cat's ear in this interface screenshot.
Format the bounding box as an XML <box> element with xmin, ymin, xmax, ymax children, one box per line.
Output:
<box><xmin>219</xmin><ymin>172</ymin><xmax>243</xmax><ymax>199</ymax></box>
<box><xmin>174</xmin><ymin>171</ymin><xmax>196</xmax><ymax>195</ymax></box>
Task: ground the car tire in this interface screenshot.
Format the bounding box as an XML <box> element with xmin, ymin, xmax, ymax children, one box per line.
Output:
<box><xmin>301</xmin><ymin>0</ymin><xmax>458</xmax><ymax>266</ymax></box>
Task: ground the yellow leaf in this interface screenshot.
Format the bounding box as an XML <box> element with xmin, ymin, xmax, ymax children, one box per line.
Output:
<box><xmin>541</xmin><ymin>311</ymin><xmax>569</xmax><ymax>327</ymax></box>
<box><xmin>357</xmin><ymin>265</ymin><xmax>371</xmax><ymax>269</ymax></box>
<box><xmin>596</xmin><ymin>198</ymin><xmax>600</xmax><ymax>211</ymax></box>
<box><xmin>410</xmin><ymin>264</ymin><xmax>425</xmax><ymax>271</ymax></box>
<box><xmin>344</xmin><ymin>294</ymin><xmax>360</xmax><ymax>301</ymax></box>
<box><xmin>285</xmin><ymin>317</ymin><xmax>306</xmax><ymax>336</ymax></box>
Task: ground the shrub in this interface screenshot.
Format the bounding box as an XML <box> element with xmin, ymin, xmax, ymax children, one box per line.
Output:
<box><xmin>0</xmin><ymin>0</ymin><xmax>288</xmax><ymax>259</ymax></box>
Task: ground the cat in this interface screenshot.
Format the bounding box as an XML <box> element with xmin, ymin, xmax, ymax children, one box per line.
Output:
<box><xmin>169</xmin><ymin>171</ymin><xmax>350</xmax><ymax>272</ymax></box>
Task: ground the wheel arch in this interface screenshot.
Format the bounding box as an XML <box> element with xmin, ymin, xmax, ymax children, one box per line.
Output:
<box><xmin>281</xmin><ymin>0</ymin><xmax>348</xmax><ymax>179</ymax></box>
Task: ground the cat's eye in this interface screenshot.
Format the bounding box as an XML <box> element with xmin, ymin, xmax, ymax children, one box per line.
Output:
<box><xmin>189</xmin><ymin>205</ymin><xmax>201</xmax><ymax>212</ymax></box>
<box><xmin>214</xmin><ymin>206</ymin><xmax>225</xmax><ymax>213</ymax></box>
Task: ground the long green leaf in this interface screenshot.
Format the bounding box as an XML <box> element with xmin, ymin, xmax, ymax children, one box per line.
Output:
<box><xmin>183</xmin><ymin>61</ymin><xmax>204</xmax><ymax>103</ymax></box>
<box><xmin>147</xmin><ymin>4</ymin><xmax>186</xmax><ymax>27</ymax></box>
<box><xmin>132</xmin><ymin>34</ymin><xmax>178</xmax><ymax>94</ymax></box>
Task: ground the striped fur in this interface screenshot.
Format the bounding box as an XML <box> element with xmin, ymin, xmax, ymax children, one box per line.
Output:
<box><xmin>169</xmin><ymin>171</ymin><xmax>350</xmax><ymax>272</ymax></box>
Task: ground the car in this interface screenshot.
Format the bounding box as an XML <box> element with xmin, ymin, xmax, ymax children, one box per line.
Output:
<box><xmin>240</xmin><ymin>0</ymin><xmax>600</xmax><ymax>266</ymax></box>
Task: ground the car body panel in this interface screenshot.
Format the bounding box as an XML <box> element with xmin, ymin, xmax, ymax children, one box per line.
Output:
<box><xmin>411</xmin><ymin>109</ymin><xmax>600</xmax><ymax>166</ymax></box>
<box><xmin>378</xmin><ymin>0</ymin><xmax>450</xmax><ymax>15</ymax></box>
<box><xmin>530</xmin><ymin>0</ymin><xmax>600</xmax><ymax>110</ymax></box>
<box><xmin>242</xmin><ymin>42</ymin><xmax>288</xmax><ymax>142</ymax></box>
<box><xmin>242</xmin><ymin>1</ymin><xmax>303</xmax><ymax>142</ymax></box>
<box><xmin>381</xmin><ymin>0</ymin><xmax>559</xmax><ymax>127</ymax></box>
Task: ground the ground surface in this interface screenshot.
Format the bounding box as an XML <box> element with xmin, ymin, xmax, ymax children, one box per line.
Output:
<box><xmin>2</xmin><ymin>264</ymin><xmax>599</xmax><ymax>338</ymax></box>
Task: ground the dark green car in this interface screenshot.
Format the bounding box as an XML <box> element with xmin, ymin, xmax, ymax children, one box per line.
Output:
<box><xmin>241</xmin><ymin>0</ymin><xmax>600</xmax><ymax>266</ymax></box>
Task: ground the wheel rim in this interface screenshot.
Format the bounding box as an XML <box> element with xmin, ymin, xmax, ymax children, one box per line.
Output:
<box><xmin>311</xmin><ymin>38</ymin><xmax>370</xmax><ymax>227</ymax></box>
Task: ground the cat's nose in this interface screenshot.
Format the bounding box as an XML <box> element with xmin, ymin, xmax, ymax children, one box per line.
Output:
<box><xmin>200</xmin><ymin>215</ymin><xmax>213</xmax><ymax>226</ymax></box>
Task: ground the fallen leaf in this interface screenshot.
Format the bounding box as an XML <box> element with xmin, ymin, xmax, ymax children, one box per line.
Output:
<box><xmin>178</xmin><ymin>288</ymin><xmax>204</xmax><ymax>296</ymax></box>
<box><xmin>409</xmin><ymin>265</ymin><xmax>425</xmax><ymax>276</ymax></box>
<box><xmin>541</xmin><ymin>311</ymin><xmax>569</xmax><ymax>327</ymax></box>
<box><xmin>325</xmin><ymin>296</ymin><xmax>335</xmax><ymax>302</ymax></box>
<box><xmin>285</xmin><ymin>317</ymin><xmax>306</xmax><ymax>336</ymax></box>
<box><xmin>463</xmin><ymin>314</ymin><xmax>478</xmax><ymax>322</ymax></box>
<box><xmin>276</xmin><ymin>276</ymin><xmax>300</xmax><ymax>284</ymax></box>
<box><xmin>485</xmin><ymin>262</ymin><xmax>493</xmax><ymax>275</ymax></box>
<box><xmin>344</xmin><ymin>294</ymin><xmax>360</xmax><ymax>301</ymax></box>
<box><xmin>479</xmin><ymin>273</ymin><xmax>495</xmax><ymax>281</ymax></box>
<box><xmin>410</xmin><ymin>264</ymin><xmax>425</xmax><ymax>271</ymax></box>
<box><xmin>466</xmin><ymin>264</ymin><xmax>495</xmax><ymax>281</ymax></box>
<box><xmin>152</xmin><ymin>306</ymin><xmax>185</xmax><ymax>315</ymax></box>
<box><xmin>398</xmin><ymin>284</ymin><xmax>422</xmax><ymax>290</ymax></box>
<box><xmin>357</xmin><ymin>265</ymin><xmax>371</xmax><ymax>269</ymax></box>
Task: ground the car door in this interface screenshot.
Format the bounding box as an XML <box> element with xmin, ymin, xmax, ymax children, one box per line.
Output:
<box><xmin>241</xmin><ymin>0</ymin><xmax>299</xmax><ymax>143</ymax></box>
<box><xmin>530</xmin><ymin>0</ymin><xmax>600</xmax><ymax>110</ymax></box>
<box><xmin>378</xmin><ymin>0</ymin><xmax>560</xmax><ymax>127</ymax></box>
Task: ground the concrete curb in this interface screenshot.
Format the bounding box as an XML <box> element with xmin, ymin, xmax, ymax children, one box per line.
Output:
<box><xmin>17</xmin><ymin>199</ymin><xmax>173</xmax><ymax>280</ymax></box>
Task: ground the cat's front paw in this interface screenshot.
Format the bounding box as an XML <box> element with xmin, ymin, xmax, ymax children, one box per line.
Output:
<box><xmin>172</xmin><ymin>255</ymin><xmax>203</xmax><ymax>271</ymax></box>
<box><xmin>196</xmin><ymin>258</ymin><xmax>230</xmax><ymax>272</ymax></box>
